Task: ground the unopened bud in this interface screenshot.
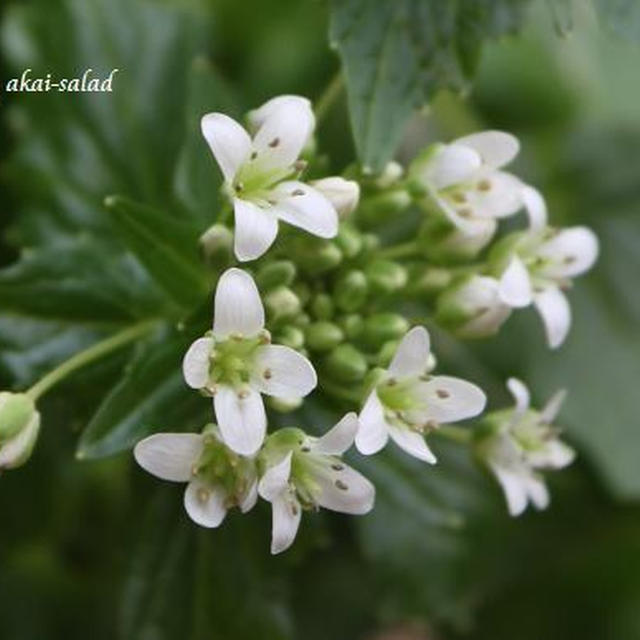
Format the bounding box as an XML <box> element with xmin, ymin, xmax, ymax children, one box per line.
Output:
<box><xmin>275</xmin><ymin>326</ymin><xmax>305</xmax><ymax>350</ymax></box>
<box><xmin>296</xmin><ymin>240</ymin><xmax>343</xmax><ymax>274</ymax></box>
<box><xmin>305</xmin><ymin>322</ymin><xmax>344</xmax><ymax>352</ymax></box>
<box><xmin>334</xmin><ymin>270</ymin><xmax>368</xmax><ymax>312</ymax></box>
<box><xmin>267</xmin><ymin>396</ymin><xmax>303</xmax><ymax>413</ymax></box>
<box><xmin>365</xmin><ymin>260</ymin><xmax>408</xmax><ymax>295</ymax></box>
<box><xmin>358</xmin><ymin>190</ymin><xmax>411</xmax><ymax>226</ymax></box>
<box><xmin>0</xmin><ymin>392</ymin><xmax>40</xmax><ymax>470</ymax></box>
<box><xmin>334</xmin><ymin>224</ymin><xmax>363</xmax><ymax>258</ymax></box>
<box><xmin>256</xmin><ymin>260</ymin><xmax>296</xmax><ymax>291</ymax></box>
<box><xmin>436</xmin><ymin>275</ymin><xmax>511</xmax><ymax>338</ymax></box>
<box><xmin>361</xmin><ymin>313</ymin><xmax>409</xmax><ymax>349</ymax></box>
<box><xmin>374</xmin><ymin>161</ymin><xmax>404</xmax><ymax>189</ymax></box>
<box><xmin>199</xmin><ymin>224</ymin><xmax>233</xmax><ymax>266</ymax></box>
<box><xmin>339</xmin><ymin>314</ymin><xmax>364</xmax><ymax>340</ymax></box>
<box><xmin>310</xmin><ymin>293</ymin><xmax>334</xmax><ymax>320</ymax></box>
<box><xmin>264</xmin><ymin>287</ymin><xmax>301</xmax><ymax>320</ymax></box>
<box><xmin>407</xmin><ymin>265</ymin><xmax>453</xmax><ymax>296</ymax></box>
<box><xmin>325</xmin><ymin>345</ymin><xmax>368</xmax><ymax>382</ymax></box>
<box><xmin>376</xmin><ymin>340</ymin><xmax>400</xmax><ymax>367</ymax></box>
<box><xmin>311</xmin><ymin>177</ymin><xmax>360</xmax><ymax>217</ymax></box>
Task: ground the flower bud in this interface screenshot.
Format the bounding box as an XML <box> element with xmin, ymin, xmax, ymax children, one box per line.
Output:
<box><xmin>325</xmin><ymin>345</ymin><xmax>368</xmax><ymax>382</ymax></box>
<box><xmin>264</xmin><ymin>286</ymin><xmax>301</xmax><ymax>321</ymax></box>
<box><xmin>0</xmin><ymin>392</ymin><xmax>40</xmax><ymax>470</ymax></box>
<box><xmin>407</xmin><ymin>265</ymin><xmax>453</xmax><ymax>296</ymax></box>
<box><xmin>267</xmin><ymin>396</ymin><xmax>303</xmax><ymax>413</ymax></box>
<box><xmin>274</xmin><ymin>325</ymin><xmax>305</xmax><ymax>350</ymax></box>
<box><xmin>310</xmin><ymin>293</ymin><xmax>334</xmax><ymax>320</ymax></box>
<box><xmin>436</xmin><ymin>275</ymin><xmax>511</xmax><ymax>338</ymax></box>
<box><xmin>334</xmin><ymin>224</ymin><xmax>363</xmax><ymax>258</ymax></box>
<box><xmin>358</xmin><ymin>190</ymin><xmax>411</xmax><ymax>226</ymax></box>
<box><xmin>339</xmin><ymin>314</ymin><xmax>364</xmax><ymax>340</ymax></box>
<box><xmin>360</xmin><ymin>313</ymin><xmax>409</xmax><ymax>349</ymax></box>
<box><xmin>295</xmin><ymin>240</ymin><xmax>343</xmax><ymax>274</ymax></box>
<box><xmin>376</xmin><ymin>340</ymin><xmax>399</xmax><ymax>367</ymax></box>
<box><xmin>199</xmin><ymin>224</ymin><xmax>233</xmax><ymax>267</ymax></box>
<box><xmin>365</xmin><ymin>260</ymin><xmax>408</xmax><ymax>295</ymax></box>
<box><xmin>305</xmin><ymin>322</ymin><xmax>344</xmax><ymax>352</ymax></box>
<box><xmin>311</xmin><ymin>177</ymin><xmax>360</xmax><ymax>217</ymax></box>
<box><xmin>334</xmin><ymin>270</ymin><xmax>369</xmax><ymax>312</ymax></box>
<box><xmin>256</xmin><ymin>260</ymin><xmax>296</xmax><ymax>291</ymax></box>
<box><xmin>418</xmin><ymin>215</ymin><xmax>496</xmax><ymax>263</ymax></box>
<box><xmin>374</xmin><ymin>161</ymin><xmax>404</xmax><ymax>189</ymax></box>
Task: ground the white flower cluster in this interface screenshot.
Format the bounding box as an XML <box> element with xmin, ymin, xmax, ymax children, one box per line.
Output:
<box><xmin>129</xmin><ymin>95</ymin><xmax>598</xmax><ymax>551</ymax></box>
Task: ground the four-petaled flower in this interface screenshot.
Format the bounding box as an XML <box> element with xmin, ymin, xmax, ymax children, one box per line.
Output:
<box><xmin>479</xmin><ymin>378</ymin><xmax>575</xmax><ymax>516</ymax></box>
<box><xmin>356</xmin><ymin>327</ymin><xmax>486</xmax><ymax>463</ymax></box>
<box><xmin>134</xmin><ymin>425</ymin><xmax>258</xmax><ymax>528</ymax></box>
<box><xmin>201</xmin><ymin>95</ymin><xmax>339</xmax><ymax>261</ymax></box>
<box><xmin>495</xmin><ymin>186</ymin><xmax>599</xmax><ymax>348</ymax></box>
<box><xmin>182</xmin><ymin>268</ymin><xmax>317</xmax><ymax>456</ymax></box>
<box><xmin>258</xmin><ymin>413</ymin><xmax>375</xmax><ymax>554</ymax></box>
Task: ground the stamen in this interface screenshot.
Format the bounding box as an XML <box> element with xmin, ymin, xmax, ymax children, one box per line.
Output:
<box><xmin>235</xmin><ymin>182</ymin><xmax>244</xmax><ymax>193</ymax></box>
<box><xmin>268</xmin><ymin>137</ymin><xmax>280</xmax><ymax>148</ymax></box>
<box><xmin>386</xmin><ymin>378</ymin><xmax>397</xmax><ymax>387</ymax></box>
<box><xmin>197</xmin><ymin>488</ymin><xmax>210</xmax><ymax>503</ymax></box>
<box><xmin>564</xmin><ymin>256</ymin><xmax>576</xmax><ymax>265</ymax></box>
<box><xmin>452</xmin><ymin>192</ymin><xmax>467</xmax><ymax>203</ymax></box>
<box><xmin>335</xmin><ymin>480</ymin><xmax>349</xmax><ymax>491</ymax></box>
<box><xmin>331</xmin><ymin>464</ymin><xmax>344</xmax><ymax>471</ymax></box>
<box><xmin>250</xmin><ymin>151</ymin><xmax>258</xmax><ymax>160</ymax></box>
<box><xmin>291</xmin><ymin>502</ymin><xmax>299</xmax><ymax>516</ymax></box>
<box><xmin>458</xmin><ymin>207</ymin><xmax>472</xmax><ymax>218</ymax></box>
<box><xmin>237</xmin><ymin>390</ymin><xmax>249</xmax><ymax>400</ymax></box>
<box><xmin>301</xmin><ymin>446</ymin><xmax>311</xmax><ymax>453</ymax></box>
<box><xmin>263</xmin><ymin>368</ymin><xmax>273</xmax><ymax>380</ymax></box>
<box><xmin>291</xmin><ymin>188</ymin><xmax>305</xmax><ymax>197</ymax></box>
<box><xmin>293</xmin><ymin>160</ymin><xmax>307</xmax><ymax>172</ymax></box>
<box><xmin>436</xmin><ymin>389</ymin><xmax>450</xmax><ymax>399</ymax></box>
<box><xmin>477</xmin><ymin>179</ymin><xmax>492</xmax><ymax>192</ymax></box>
<box><xmin>191</xmin><ymin>464</ymin><xmax>199</xmax><ymax>476</ymax></box>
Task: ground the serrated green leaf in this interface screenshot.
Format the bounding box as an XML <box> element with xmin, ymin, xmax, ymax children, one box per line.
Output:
<box><xmin>329</xmin><ymin>0</ymin><xmax>529</xmax><ymax>171</ymax></box>
<box><xmin>105</xmin><ymin>196</ymin><xmax>210</xmax><ymax>313</ymax></box>
<box><xmin>76</xmin><ymin>329</ymin><xmax>205</xmax><ymax>459</ymax></box>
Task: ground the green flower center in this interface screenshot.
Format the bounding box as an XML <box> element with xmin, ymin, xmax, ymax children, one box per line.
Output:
<box><xmin>208</xmin><ymin>335</ymin><xmax>266</xmax><ymax>388</ymax></box>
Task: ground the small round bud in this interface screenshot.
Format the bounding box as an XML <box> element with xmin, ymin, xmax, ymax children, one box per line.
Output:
<box><xmin>325</xmin><ymin>345</ymin><xmax>368</xmax><ymax>382</ymax></box>
<box><xmin>296</xmin><ymin>241</ymin><xmax>343</xmax><ymax>274</ymax></box>
<box><xmin>358</xmin><ymin>190</ymin><xmax>411</xmax><ymax>226</ymax></box>
<box><xmin>274</xmin><ymin>326</ymin><xmax>305</xmax><ymax>350</ymax></box>
<box><xmin>199</xmin><ymin>224</ymin><xmax>233</xmax><ymax>267</ymax></box>
<box><xmin>374</xmin><ymin>161</ymin><xmax>404</xmax><ymax>189</ymax></box>
<box><xmin>376</xmin><ymin>340</ymin><xmax>400</xmax><ymax>367</ymax></box>
<box><xmin>305</xmin><ymin>322</ymin><xmax>344</xmax><ymax>352</ymax></box>
<box><xmin>334</xmin><ymin>224</ymin><xmax>363</xmax><ymax>258</ymax></box>
<box><xmin>339</xmin><ymin>314</ymin><xmax>364</xmax><ymax>340</ymax></box>
<box><xmin>360</xmin><ymin>313</ymin><xmax>410</xmax><ymax>349</ymax></box>
<box><xmin>0</xmin><ymin>392</ymin><xmax>40</xmax><ymax>470</ymax></box>
<box><xmin>264</xmin><ymin>287</ymin><xmax>301</xmax><ymax>321</ymax></box>
<box><xmin>334</xmin><ymin>270</ymin><xmax>368</xmax><ymax>312</ymax></box>
<box><xmin>256</xmin><ymin>260</ymin><xmax>296</xmax><ymax>291</ymax></box>
<box><xmin>407</xmin><ymin>265</ymin><xmax>453</xmax><ymax>296</ymax></box>
<box><xmin>310</xmin><ymin>177</ymin><xmax>360</xmax><ymax>217</ymax></box>
<box><xmin>418</xmin><ymin>215</ymin><xmax>496</xmax><ymax>263</ymax></box>
<box><xmin>267</xmin><ymin>396</ymin><xmax>303</xmax><ymax>413</ymax></box>
<box><xmin>365</xmin><ymin>260</ymin><xmax>408</xmax><ymax>295</ymax></box>
<box><xmin>310</xmin><ymin>293</ymin><xmax>334</xmax><ymax>320</ymax></box>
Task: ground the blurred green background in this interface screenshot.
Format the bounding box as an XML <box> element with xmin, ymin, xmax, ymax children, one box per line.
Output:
<box><xmin>1</xmin><ymin>0</ymin><xmax>640</xmax><ymax>639</ymax></box>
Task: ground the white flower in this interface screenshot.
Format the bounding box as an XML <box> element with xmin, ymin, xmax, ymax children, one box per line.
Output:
<box><xmin>412</xmin><ymin>131</ymin><xmax>524</xmax><ymax>232</ymax></box>
<box><xmin>436</xmin><ymin>274</ymin><xmax>512</xmax><ymax>338</ymax></box>
<box><xmin>201</xmin><ymin>96</ymin><xmax>338</xmax><ymax>261</ymax></box>
<box><xmin>481</xmin><ymin>378</ymin><xmax>575</xmax><ymax>517</ymax></box>
<box><xmin>0</xmin><ymin>392</ymin><xmax>40</xmax><ymax>470</ymax></box>
<box><xmin>310</xmin><ymin>177</ymin><xmax>360</xmax><ymax>217</ymax></box>
<box><xmin>182</xmin><ymin>268</ymin><xmax>317</xmax><ymax>456</ymax></box>
<box><xmin>355</xmin><ymin>327</ymin><xmax>486</xmax><ymax>463</ymax></box>
<box><xmin>134</xmin><ymin>426</ymin><xmax>258</xmax><ymax>528</ymax></box>
<box><xmin>258</xmin><ymin>413</ymin><xmax>375</xmax><ymax>554</ymax></box>
<box><xmin>495</xmin><ymin>187</ymin><xmax>599</xmax><ymax>348</ymax></box>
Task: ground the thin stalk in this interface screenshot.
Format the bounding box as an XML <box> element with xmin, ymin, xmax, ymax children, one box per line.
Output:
<box><xmin>26</xmin><ymin>320</ymin><xmax>157</xmax><ymax>400</ymax></box>
<box><xmin>377</xmin><ymin>241</ymin><xmax>420</xmax><ymax>260</ymax></box>
<box><xmin>435</xmin><ymin>425</ymin><xmax>473</xmax><ymax>445</ymax></box>
<box><xmin>315</xmin><ymin>72</ymin><xmax>344</xmax><ymax>125</ymax></box>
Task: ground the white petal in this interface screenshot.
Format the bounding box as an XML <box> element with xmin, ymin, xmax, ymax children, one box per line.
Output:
<box><xmin>540</xmin><ymin>389</ymin><xmax>567</xmax><ymax>424</ymax></box>
<box><xmin>312</xmin><ymin>412</ymin><xmax>358</xmax><ymax>455</ymax></box>
<box><xmin>270</xmin><ymin>493</ymin><xmax>302</xmax><ymax>554</ymax></box>
<box><xmin>310</xmin><ymin>177</ymin><xmax>360</xmax><ymax>216</ymax></box>
<box><xmin>533</xmin><ymin>286</ymin><xmax>571</xmax><ymax>349</ymax></box>
<box><xmin>313</xmin><ymin>463</ymin><xmax>375</xmax><ymax>514</ymax></box>
<box><xmin>251</xmin><ymin>345</ymin><xmax>317</xmax><ymax>398</ymax></box>
<box><xmin>486</xmin><ymin>435</ymin><xmax>529</xmax><ymax>516</ymax></box>
<box><xmin>252</xmin><ymin>99</ymin><xmax>314</xmax><ymax>170</ymax></box>
<box><xmin>232</xmin><ymin>199</ymin><xmax>279</xmax><ymax>262</ymax></box>
<box><xmin>499</xmin><ymin>256</ymin><xmax>533</xmax><ymax>308</ymax></box>
<box><xmin>537</xmin><ymin>227</ymin><xmax>599</xmax><ymax>278</ymax></box>
<box><xmin>356</xmin><ymin>392</ymin><xmax>390</xmax><ymax>455</ymax></box>
<box><xmin>506</xmin><ymin>377</ymin><xmax>530</xmax><ymax>417</ymax></box>
<box><xmin>425</xmin><ymin>143</ymin><xmax>482</xmax><ymax>190</ymax></box>
<box><xmin>182</xmin><ymin>337</ymin><xmax>214</xmax><ymax>389</ymax></box>
<box><xmin>387</xmin><ymin>424</ymin><xmax>437</xmax><ymax>464</ymax></box>
<box><xmin>213</xmin><ymin>267</ymin><xmax>265</xmax><ymax>338</ymax></box>
<box><xmin>184</xmin><ymin>478</ymin><xmax>227</xmax><ymax>528</ymax></box>
<box><xmin>247</xmin><ymin>95</ymin><xmax>313</xmax><ymax>135</ymax></box>
<box><xmin>214</xmin><ymin>386</ymin><xmax>266</xmax><ymax>456</ymax></box>
<box><xmin>522</xmin><ymin>185</ymin><xmax>548</xmax><ymax>231</ymax></box>
<box><xmin>388</xmin><ymin>326</ymin><xmax>431</xmax><ymax>378</ymax></box>
<box><xmin>240</xmin><ymin>479</ymin><xmax>259</xmax><ymax>513</ymax></box>
<box><xmin>463</xmin><ymin>171</ymin><xmax>523</xmax><ymax>218</ymax></box>
<box><xmin>528</xmin><ymin>440</ymin><xmax>575</xmax><ymax>470</ymax></box>
<box><xmin>271</xmin><ymin>181</ymin><xmax>338</xmax><ymax>239</ymax></box>
<box><xmin>201</xmin><ymin>113</ymin><xmax>251</xmax><ymax>183</ymax></box>
<box><xmin>421</xmin><ymin>376</ymin><xmax>487</xmax><ymax>423</ymax></box>
<box><xmin>525</xmin><ymin>475</ymin><xmax>550</xmax><ymax>510</ymax></box>
<box><xmin>492</xmin><ymin>466</ymin><xmax>529</xmax><ymax>516</ymax></box>
<box><xmin>258</xmin><ymin>452</ymin><xmax>292</xmax><ymax>501</ymax></box>
<box><xmin>134</xmin><ymin>433</ymin><xmax>203</xmax><ymax>482</ymax></box>
<box><xmin>455</xmin><ymin>131</ymin><xmax>520</xmax><ymax>168</ymax></box>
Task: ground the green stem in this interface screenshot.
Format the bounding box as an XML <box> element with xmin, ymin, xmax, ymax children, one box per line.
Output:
<box><xmin>435</xmin><ymin>425</ymin><xmax>473</xmax><ymax>445</ymax></box>
<box><xmin>26</xmin><ymin>320</ymin><xmax>157</xmax><ymax>400</ymax></box>
<box><xmin>377</xmin><ymin>241</ymin><xmax>420</xmax><ymax>260</ymax></box>
<box><xmin>315</xmin><ymin>72</ymin><xmax>344</xmax><ymax>125</ymax></box>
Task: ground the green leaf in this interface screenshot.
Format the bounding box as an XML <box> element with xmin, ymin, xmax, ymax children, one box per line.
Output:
<box><xmin>592</xmin><ymin>0</ymin><xmax>640</xmax><ymax>41</ymax></box>
<box><xmin>329</xmin><ymin>0</ymin><xmax>529</xmax><ymax>171</ymax></box>
<box><xmin>105</xmin><ymin>196</ymin><xmax>210</xmax><ymax>312</ymax></box>
<box><xmin>76</xmin><ymin>328</ymin><xmax>205</xmax><ymax>459</ymax></box>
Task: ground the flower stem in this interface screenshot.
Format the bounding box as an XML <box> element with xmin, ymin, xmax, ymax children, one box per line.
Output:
<box><xmin>315</xmin><ymin>72</ymin><xmax>344</xmax><ymax>125</ymax></box>
<box><xmin>377</xmin><ymin>241</ymin><xmax>420</xmax><ymax>260</ymax></box>
<box><xmin>435</xmin><ymin>425</ymin><xmax>473</xmax><ymax>445</ymax></box>
<box><xmin>26</xmin><ymin>320</ymin><xmax>157</xmax><ymax>401</ymax></box>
